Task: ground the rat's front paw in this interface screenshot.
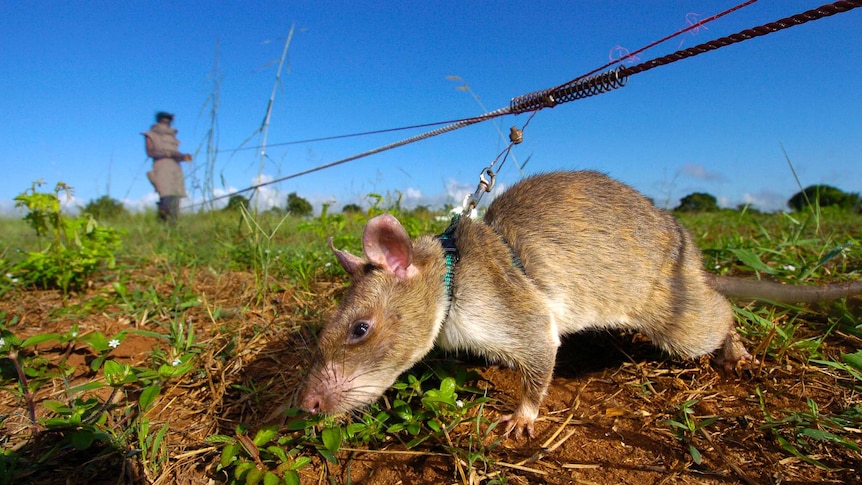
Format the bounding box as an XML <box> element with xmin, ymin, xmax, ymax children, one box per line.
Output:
<box><xmin>500</xmin><ymin>409</ymin><xmax>537</xmax><ymax>440</ymax></box>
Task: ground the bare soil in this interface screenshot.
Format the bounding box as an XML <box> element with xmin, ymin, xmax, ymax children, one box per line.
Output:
<box><xmin>1</xmin><ymin>265</ymin><xmax>860</xmax><ymax>484</ymax></box>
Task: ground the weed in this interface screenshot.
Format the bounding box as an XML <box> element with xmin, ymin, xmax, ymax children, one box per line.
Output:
<box><xmin>0</xmin><ymin>303</ymin><xmax>197</xmax><ymax>482</ymax></box>
<box><xmin>664</xmin><ymin>399</ymin><xmax>719</xmax><ymax>465</ymax></box>
<box><xmin>810</xmin><ymin>350</ymin><xmax>862</xmax><ymax>391</ymax></box>
<box><xmin>210</xmin><ymin>362</ymin><xmax>493</xmax><ymax>484</ymax></box>
<box><xmin>756</xmin><ymin>388</ymin><xmax>861</xmax><ymax>469</ymax></box>
<box><xmin>227</xmin><ymin>204</ymin><xmax>291</xmax><ymax>302</ymax></box>
<box><xmin>9</xmin><ymin>181</ymin><xmax>123</xmax><ymax>297</ymax></box>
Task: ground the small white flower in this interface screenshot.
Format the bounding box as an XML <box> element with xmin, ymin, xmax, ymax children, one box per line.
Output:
<box><xmin>783</xmin><ymin>264</ymin><xmax>796</xmax><ymax>271</ymax></box>
<box><xmin>325</xmin><ymin>262</ymin><xmax>332</xmax><ymax>268</ymax></box>
<box><xmin>456</xmin><ymin>400</ymin><xmax>464</xmax><ymax>409</ymax></box>
<box><xmin>171</xmin><ymin>358</ymin><xmax>181</xmax><ymax>366</ymax></box>
<box><xmin>714</xmin><ymin>264</ymin><xmax>721</xmax><ymax>270</ymax></box>
<box><xmin>0</xmin><ymin>338</ymin><xmax>5</xmax><ymax>348</ymax></box>
<box><xmin>71</xmin><ymin>331</ymin><xmax>78</xmax><ymax>338</ymax></box>
<box><xmin>108</xmin><ymin>339</ymin><xmax>120</xmax><ymax>349</ymax></box>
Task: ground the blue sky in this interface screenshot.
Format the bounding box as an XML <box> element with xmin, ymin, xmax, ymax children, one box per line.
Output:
<box><xmin>1</xmin><ymin>0</ymin><xmax>860</xmax><ymax>215</ymax></box>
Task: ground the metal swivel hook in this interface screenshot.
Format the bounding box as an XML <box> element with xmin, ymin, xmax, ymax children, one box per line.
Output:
<box><xmin>462</xmin><ymin>167</ymin><xmax>497</xmax><ymax>214</ymax></box>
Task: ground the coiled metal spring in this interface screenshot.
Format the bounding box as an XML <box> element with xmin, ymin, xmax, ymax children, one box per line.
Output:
<box><xmin>509</xmin><ymin>65</ymin><xmax>629</xmax><ymax>114</ymax></box>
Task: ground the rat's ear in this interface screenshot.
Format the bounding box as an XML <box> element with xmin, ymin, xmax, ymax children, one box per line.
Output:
<box><xmin>362</xmin><ymin>214</ymin><xmax>416</xmax><ymax>280</ymax></box>
<box><xmin>329</xmin><ymin>237</ymin><xmax>365</xmax><ymax>275</ymax></box>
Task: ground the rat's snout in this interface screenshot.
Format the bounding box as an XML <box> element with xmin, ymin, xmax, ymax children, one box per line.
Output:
<box><xmin>300</xmin><ymin>363</ymin><xmax>346</xmax><ymax>415</ymax></box>
<box><xmin>300</xmin><ymin>392</ymin><xmax>322</xmax><ymax>415</ymax></box>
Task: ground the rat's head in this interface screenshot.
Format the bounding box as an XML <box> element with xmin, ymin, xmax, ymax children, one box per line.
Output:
<box><xmin>300</xmin><ymin>214</ymin><xmax>447</xmax><ymax>415</ymax></box>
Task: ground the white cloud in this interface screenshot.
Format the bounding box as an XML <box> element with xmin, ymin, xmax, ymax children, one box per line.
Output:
<box><xmin>404</xmin><ymin>187</ymin><xmax>422</xmax><ymax>200</ymax></box>
<box><xmin>123</xmin><ymin>192</ymin><xmax>160</xmax><ymax>213</ymax></box>
<box><xmin>0</xmin><ymin>199</ymin><xmax>19</xmax><ymax>216</ymax></box>
<box><xmin>678</xmin><ymin>164</ymin><xmax>725</xmax><ymax>182</ymax></box>
<box><xmin>741</xmin><ymin>190</ymin><xmax>788</xmax><ymax>212</ymax></box>
<box><xmin>59</xmin><ymin>193</ymin><xmax>83</xmax><ymax>215</ymax></box>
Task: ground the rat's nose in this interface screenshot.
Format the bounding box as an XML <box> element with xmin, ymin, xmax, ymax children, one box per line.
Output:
<box><xmin>300</xmin><ymin>392</ymin><xmax>322</xmax><ymax>414</ymax></box>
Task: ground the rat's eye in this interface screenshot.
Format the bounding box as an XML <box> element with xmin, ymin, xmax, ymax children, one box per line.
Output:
<box><xmin>347</xmin><ymin>320</ymin><xmax>371</xmax><ymax>343</ymax></box>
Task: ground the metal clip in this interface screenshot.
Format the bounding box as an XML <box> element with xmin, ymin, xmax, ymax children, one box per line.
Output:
<box><xmin>479</xmin><ymin>167</ymin><xmax>496</xmax><ymax>192</ymax></box>
<box><xmin>461</xmin><ymin>167</ymin><xmax>496</xmax><ymax>214</ymax></box>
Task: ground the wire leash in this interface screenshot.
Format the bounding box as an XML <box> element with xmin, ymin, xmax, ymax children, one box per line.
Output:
<box><xmin>461</xmin><ymin>117</ymin><xmax>534</xmax><ymax>215</ymax></box>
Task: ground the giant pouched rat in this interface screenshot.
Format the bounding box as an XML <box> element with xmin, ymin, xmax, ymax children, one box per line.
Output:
<box><xmin>300</xmin><ymin>170</ymin><xmax>862</xmax><ymax>438</ymax></box>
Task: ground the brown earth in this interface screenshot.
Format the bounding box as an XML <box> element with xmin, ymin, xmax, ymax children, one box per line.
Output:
<box><xmin>1</xmin><ymin>265</ymin><xmax>860</xmax><ymax>484</ymax></box>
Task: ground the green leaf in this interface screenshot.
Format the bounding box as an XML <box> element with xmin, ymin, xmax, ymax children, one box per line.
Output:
<box><xmin>263</xmin><ymin>472</ymin><xmax>281</xmax><ymax>485</ymax></box>
<box><xmin>285</xmin><ymin>419</ymin><xmax>311</xmax><ymax>431</ymax></box>
<box><xmin>244</xmin><ymin>466</ymin><xmax>265</xmax><ymax>485</ymax></box>
<box><xmin>284</xmin><ymin>470</ymin><xmax>300</xmax><ymax>485</ymax></box>
<box><xmin>289</xmin><ymin>456</ymin><xmax>311</xmax><ymax>471</ymax></box>
<box><xmin>151</xmin><ymin>422</ymin><xmax>170</xmax><ymax>457</ymax></box>
<box><xmin>345</xmin><ymin>423</ymin><xmax>366</xmax><ymax>438</ymax></box>
<box><xmin>205</xmin><ymin>434</ymin><xmax>235</xmax><ymax>444</ymax></box>
<box><xmin>317</xmin><ymin>447</ymin><xmax>338</xmax><ymax>464</ymax></box>
<box><xmin>253</xmin><ymin>425</ymin><xmax>279</xmax><ymax>447</ymax></box>
<box><xmin>103</xmin><ymin>360</ymin><xmax>123</xmax><ymax>381</ymax></box>
<box><xmin>800</xmin><ymin>428</ymin><xmax>860</xmax><ymax>451</ymax></box>
<box><xmin>139</xmin><ymin>385</ymin><xmax>161</xmax><ymax>412</ymax></box>
<box><xmin>65</xmin><ymin>381</ymin><xmax>107</xmax><ymax>394</ymax></box>
<box><xmin>21</xmin><ymin>333</ymin><xmax>61</xmax><ymax>347</ymax></box>
<box><xmin>688</xmin><ymin>444</ymin><xmax>702</xmax><ymax>464</ymax></box>
<box><xmin>729</xmin><ymin>249</ymin><xmax>778</xmax><ymax>275</ymax></box>
<box><xmin>664</xmin><ymin>419</ymin><xmax>687</xmax><ymax>431</ymax></box>
<box><xmin>842</xmin><ymin>351</ymin><xmax>862</xmax><ymax>372</ymax></box>
<box><xmin>42</xmin><ymin>400</ymin><xmax>73</xmax><ymax>414</ymax></box>
<box><xmin>266</xmin><ymin>445</ymin><xmax>287</xmax><ymax>463</ymax></box>
<box><xmin>322</xmin><ymin>426</ymin><xmax>342</xmax><ymax>454</ymax></box>
<box><xmin>220</xmin><ymin>442</ymin><xmax>239</xmax><ymax>469</ymax></box>
<box><xmin>127</xmin><ymin>329</ymin><xmax>170</xmax><ymax>340</ymax></box>
<box><xmin>405</xmin><ymin>435</ymin><xmax>430</xmax><ymax>449</ymax></box>
<box><xmin>439</xmin><ymin>376</ymin><xmax>456</xmax><ymax>397</ymax></box>
<box><xmin>811</xmin><ymin>357</ymin><xmax>862</xmax><ymax>381</ymax></box>
<box><xmin>70</xmin><ymin>429</ymin><xmax>95</xmax><ymax>450</ymax></box>
<box><xmin>80</xmin><ymin>332</ymin><xmax>109</xmax><ymax>351</ymax></box>
<box><xmin>158</xmin><ymin>360</ymin><xmax>194</xmax><ymax>379</ymax></box>
<box><xmin>817</xmin><ymin>243</ymin><xmax>853</xmax><ymax>267</ymax></box>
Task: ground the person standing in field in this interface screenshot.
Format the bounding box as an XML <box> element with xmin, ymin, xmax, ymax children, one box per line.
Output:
<box><xmin>142</xmin><ymin>111</ymin><xmax>192</xmax><ymax>223</ymax></box>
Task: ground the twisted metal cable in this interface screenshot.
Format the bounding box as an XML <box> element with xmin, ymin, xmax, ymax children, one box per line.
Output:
<box><xmin>622</xmin><ymin>0</ymin><xmax>862</xmax><ymax>77</ymax></box>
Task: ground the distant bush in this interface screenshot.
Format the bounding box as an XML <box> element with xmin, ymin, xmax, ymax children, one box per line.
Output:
<box><xmin>82</xmin><ymin>195</ymin><xmax>128</xmax><ymax>220</ymax></box>
<box><xmin>675</xmin><ymin>192</ymin><xmax>719</xmax><ymax>213</ymax></box>
<box><xmin>342</xmin><ymin>203</ymin><xmax>362</xmax><ymax>214</ymax></box>
<box><xmin>787</xmin><ymin>185</ymin><xmax>860</xmax><ymax>212</ymax></box>
<box><xmin>223</xmin><ymin>194</ymin><xmax>250</xmax><ymax>212</ymax></box>
<box><xmin>287</xmin><ymin>192</ymin><xmax>313</xmax><ymax>217</ymax></box>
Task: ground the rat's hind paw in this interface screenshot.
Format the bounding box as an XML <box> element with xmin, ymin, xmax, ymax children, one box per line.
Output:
<box><xmin>500</xmin><ymin>411</ymin><xmax>537</xmax><ymax>440</ymax></box>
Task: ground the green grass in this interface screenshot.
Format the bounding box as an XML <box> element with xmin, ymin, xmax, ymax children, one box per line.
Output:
<box><xmin>1</xmin><ymin>196</ymin><xmax>861</xmax><ymax>484</ymax></box>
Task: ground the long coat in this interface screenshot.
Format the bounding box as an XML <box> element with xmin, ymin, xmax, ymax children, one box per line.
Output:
<box><xmin>143</xmin><ymin>123</ymin><xmax>188</xmax><ymax>197</ymax></box>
